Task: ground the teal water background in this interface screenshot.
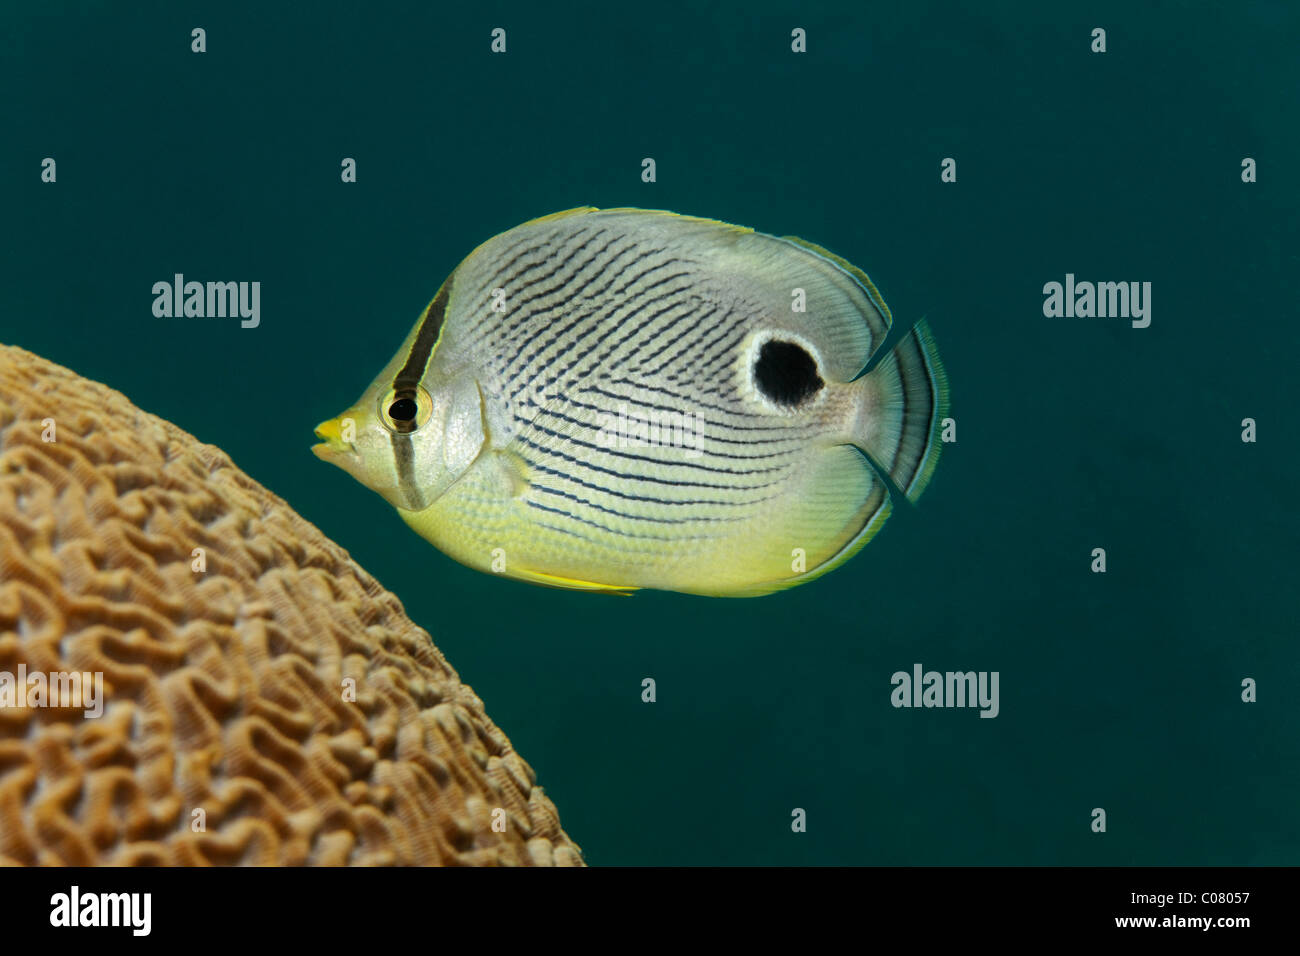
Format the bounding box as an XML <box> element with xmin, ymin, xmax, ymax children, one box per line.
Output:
<box><xmin>4</xmin><ymin>1</ymin><xmax>1297</xmax><ymax>864</ymax></box>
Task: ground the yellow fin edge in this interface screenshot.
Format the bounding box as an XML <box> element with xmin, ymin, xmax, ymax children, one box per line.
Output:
<box><xmin>510</xmin><ymin>566</ymin><xmax>640</xmax><ymax>596</ymax></box>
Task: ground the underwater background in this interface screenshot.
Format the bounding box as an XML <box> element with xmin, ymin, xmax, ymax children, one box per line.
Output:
<box><xmin>3</xmin><ymin>0</ymin><xmax>1296</xmax><ymax>864</ymax></box>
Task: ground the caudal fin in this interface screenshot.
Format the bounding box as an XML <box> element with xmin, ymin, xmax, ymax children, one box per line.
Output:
<box><xmin>853</xmin><ymin>320</ymin><xmax>949</xmax><ymax>502</ymax></box>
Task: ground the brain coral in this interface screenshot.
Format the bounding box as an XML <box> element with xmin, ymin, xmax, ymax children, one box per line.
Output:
<box><xmin>0</xmin><ymin>345</ymin><xmax>581</xmax><ymax>866</ymax></box>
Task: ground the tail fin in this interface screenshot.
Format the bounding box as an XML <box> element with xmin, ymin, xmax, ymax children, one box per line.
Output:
<box><xmin>852</xmin><ymin>319</ymin><xmax>949</xmax><ymax>502</ymax></box>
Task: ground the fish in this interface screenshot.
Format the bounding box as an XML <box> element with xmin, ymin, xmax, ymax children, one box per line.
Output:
<box><xmin>313</xmin><ymin>207</ymin><xmax>948</xmax><ymax>597</ymax></box>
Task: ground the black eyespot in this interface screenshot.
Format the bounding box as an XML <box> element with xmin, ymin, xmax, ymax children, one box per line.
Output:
<box><xmin>388</xmin><ymin>397</ymin><xmax>418</xmax><ymax>422</ymax></box>
<box><xmin>753</xmin><ymin>339</ymin><xmax>824</xmax><ymax>407</ymax></box>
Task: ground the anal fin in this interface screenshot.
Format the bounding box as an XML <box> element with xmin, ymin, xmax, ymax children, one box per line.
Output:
<box><xmin>512</xmin><ymin>566</ymin><xmax>639</xmax><ymax>596</ymax></box>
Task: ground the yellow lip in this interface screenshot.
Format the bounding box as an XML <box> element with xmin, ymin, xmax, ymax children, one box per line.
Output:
<box><xmin>312</xmin><ymin>417</ymin><xmax>346</xmax><ymax>461</ymax></box>
<box><xmin>314</xmin><ymin>417</ymin><xmax>342</xmax><ymax>442</ymax></box>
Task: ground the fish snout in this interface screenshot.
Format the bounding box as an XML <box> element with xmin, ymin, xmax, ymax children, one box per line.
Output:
<box><xmin>311</xmin><ymin>416</ymin><xmax>355</xmax><ymax>464</ymax></box>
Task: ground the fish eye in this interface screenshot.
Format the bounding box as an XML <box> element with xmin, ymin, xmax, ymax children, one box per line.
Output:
<box><xmin>379</xmin><ymin>385</ymin><xmax>433</xmax><ymax>434</ymax></box>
